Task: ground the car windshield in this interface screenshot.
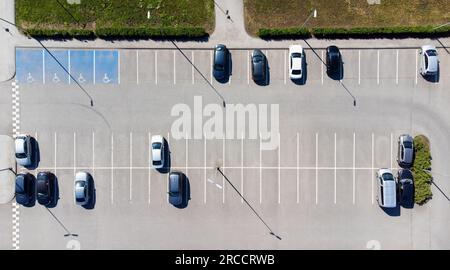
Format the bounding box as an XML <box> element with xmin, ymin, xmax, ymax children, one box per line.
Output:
<box><xmin>292</xmin><ymin>53</ymin><xmax>302</xmax><ymax>58</ymax></box>
<box><xmin>253</xmin><ymin>55</ymin><xmax>262</xmax><ymax>63</ymax></box>
<box><xmin>403</xmin><ymin>141</ymin><xmax>413</xmax><ymax>148</ymax></box>
<box><xmin>15</xmin><ymin>152</ymin><xmax>27</xmax><ymax>159</ymax></box>
<box><xmin>16</xmin><ymin>179</ymin><xmax>25</xmax><ymax>194</ymax></box>
<box><xmin>152</xmin><ymin>142</ymin><xmax>162</xmax><ymax>149</ymax></box>
<box><xmin>382</xmin><ymin>173</ymin><xmax>394</xmax><ymax>181</ymax></box>
<box><xmin>427</xmin><ymin>50</ymin><xmax>437</xmax><ymax>56</ymax></box>
<box><xmin>292</xmin><ymin>69</ymin><xmax>302</xmax><ymax>75</ymax></box>
<box><xmin>153</xmin><ymin>160</ymin><xmax>162</xmax><ymax>165</ymax></box>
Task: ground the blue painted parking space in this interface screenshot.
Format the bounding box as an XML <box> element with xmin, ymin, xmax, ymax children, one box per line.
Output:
<box><xmin>15</xmin><ymin>48</ymin><xmax>119</xmax><ymax>85</ymax></box>
<box><xmin>95</xmin><ymin>50</ymin><xmax>119</xmax><ymax>84</ymax></box>
<box><xmin>16</xmin><ymin>49</ymin><xmax>44</xmax><ymax>84</ymax></box>
<box><xmin>45</xmin><ymin>50</ymin><xmax>69</xmax><ymax>84</ymax></box>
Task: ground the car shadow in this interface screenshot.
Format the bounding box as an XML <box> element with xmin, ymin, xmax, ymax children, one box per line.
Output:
<box><xmin>25</xmin><ymin>137</ymin><xmax>40</xmax><ymax>170</ymax></box>
<box><xmin>156</xmin><ymin>138</ymin><xmax>171</xmax><ymax>174</ymax></box>
<box><xmin>381</xmin><ymin>205</ymin><xmax>401</xmax><ymax>216</ymax></box>
<box><xmin>291</xmin><ymin>53</ymin><xmax>307</xmax><ymax>85</ymax></box>
<box><xmin>423</xmin><ymin>63</ymin><xmax>440</xmax><ymax>83</ymax></box>
<box><xmin>82</xmin><ymin>177</ymin><xmax>96</xmax><ymax>210</ymax></box>
<box><xmin>173</xmin><ymin>174</ymin><xmax>191</xmax><ymax>209</ymax></box>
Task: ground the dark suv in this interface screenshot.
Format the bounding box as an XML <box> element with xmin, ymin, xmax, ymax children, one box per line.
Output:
<box><xmin>36</xmin><ymin>172</ymin><xmax>58</xmax><ymax>207</ymax></box>
<box><xmin>15</xmin><ymin>173</ymin><xmax>36</xmax><ymax>207</ymax></box>
<box><xmin>326</xmin><ymin>45</ymin><xmax>342</xmax><ymax>79</ymax></box>
<box><xmin>213</xmin><ymin>44</ymin><xmax>230</xmax><ymax>82</ymax></box>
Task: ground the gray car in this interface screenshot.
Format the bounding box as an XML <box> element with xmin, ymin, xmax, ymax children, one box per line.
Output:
<box><xmin>397</xmin><ymin>134</ymin><xmax>414</xmax><ymax>168</ymax></box>
<box><xmin>251</xmin><ymin>49</ymin><xmax>267</xmax><ymax>85</ymax></box>
<box><xmin>74</xmin><ymin>171</ymin><xmax>93</xmax><ymax>206</ymax></box>
<box><xmin>15</xmin><ymin>134</ymin><xmax>32</xmax><ymax>167</ymax></box>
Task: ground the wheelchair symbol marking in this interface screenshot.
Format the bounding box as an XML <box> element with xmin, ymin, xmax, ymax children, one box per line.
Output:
<box><xmin>78</xmin><ymin>73</ymin><xmax>86</xmax><ymax>83</ymax></box>
<box><xmin>103</xmin><ymin>73</ymin><xmax>111</xmax><ymax>84</ymax></box>
<box><xmin>52</xmin><ymin>73</ymin><xmax>60</xmax><ymax>83</ymax></box>
<box><xmin>26</xmin><ymin>73</ymin><xmax>35</xmax><ymax>83</ymax></box>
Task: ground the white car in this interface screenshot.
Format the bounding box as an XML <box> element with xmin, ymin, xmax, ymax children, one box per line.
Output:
<box><xmin>376</xmin><ymin>168</ymin><xmax>397</xmax><ymax>208</ymax></box>
<box><xmin>151</xmin><ymin>135</ymin><xmax>165</xmax><ymax>169</ymax></box>
<box><xmin>74</xmin><ymin>171</ymin><xmax>92</xmax><ymax>206</ymax></box>
<box><xmin>289</xmin><ymin>45</ymin><xmax>304</xmax><ymax>80</ymax></box>
<box><xmin>419</xmin><ymin>45</ymin><xmax>439</xmax><ymax>76</ymax></box>
<box><xmin>15</xmin><ymin>134</ymin><xmax>32</xmax><ymax>167</ymax></box>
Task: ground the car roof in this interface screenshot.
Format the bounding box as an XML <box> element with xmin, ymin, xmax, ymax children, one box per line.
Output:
<box><xmin>382</xmin><ymin>180</ymin><xmax>397</xmax><ymax>207</ymax></box>
<box><xmin>426</xmin><ymin>55</ymin><xmax>438</xmax><ymax>72</ymax></box>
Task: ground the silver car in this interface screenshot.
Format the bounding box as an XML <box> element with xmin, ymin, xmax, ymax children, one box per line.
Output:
<box><xmin>376</xmin><ymin>168</ymin><xmax>397</xmax><ymax>208</ymax></box>
<box><xmin>14</xmin><ymin>134</ymin><xmax>32</xmax><ymax>167</ymax></box>
<box><xmin>151</xmin><ymin>135</ymin><xmax>165</xmax><ymax>169</ymax></box>
<box><xmin>419</xmin><ymin>45</ymin><xmax>439</xmax><ymax>76</ymax></box>
<box><xmin>74</xmin><ymin>171</ymin><xmax>92</xmax><ymax>206</ymax></box>
<box><xmin>397</xmin><ymin>134</ymin><xmax>414</xmax><ymax>168</ymax></box>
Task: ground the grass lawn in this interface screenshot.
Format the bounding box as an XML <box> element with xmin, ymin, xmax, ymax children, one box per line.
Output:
<box><xmin>16</xmin><ymin>0</ymin><xmax>215</xmax><ymax>33</ymax></box>
<box><xmin>244</xmin><ymin>0</ymin><xmax>450</xmax><ymax>35</ymax></box>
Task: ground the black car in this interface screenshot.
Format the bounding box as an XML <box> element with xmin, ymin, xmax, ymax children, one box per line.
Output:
<box><xmin>326</xmin><ymin>45</ymin><xmax>342</xmax><ymax>78</ymax></box>
<box><xmin>168</xmin><ymin>171</ymin><xmax>188</xmax><ymax>208</ymax></box>
<box><xmin>15</xmin><ymin>173</ymin><xmax>36</xmax><ymax>207</ymax></box>
<box><xmin>213</xmin><ymin>44</ymin><xmax>230</xmax><ymax>81</ymax></box>
<box><xmin>397</xmin><ymin>169</ymin><xmax>414</xmax><ymax>208</ymax></box>
<box><xmin>36</xmin><ymin>172</ymin><xmax>57</xmax><ymax>207</ymax></box>
<box><xmin>251</xmin><ymin>49</ymin><xmax>267</xmax><ymax>85</ymax></box>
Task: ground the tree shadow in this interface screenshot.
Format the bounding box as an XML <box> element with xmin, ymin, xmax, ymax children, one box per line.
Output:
<box><xmin>156</xmin><ymin>138</ymin><xmax>171</xmax><ymax>174</ymax></box>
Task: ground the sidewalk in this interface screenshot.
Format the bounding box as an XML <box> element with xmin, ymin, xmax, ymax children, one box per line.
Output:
<box><xmin>2</xmin><ymin>0</ymin><xmax>450</xmax><ymax>82</ymax></box>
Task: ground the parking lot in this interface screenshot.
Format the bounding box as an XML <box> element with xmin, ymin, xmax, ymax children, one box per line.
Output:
<box><xmin>9</xmin><ymin>45</ymin><xmax>450</xmax><ymax>249</ymax></box>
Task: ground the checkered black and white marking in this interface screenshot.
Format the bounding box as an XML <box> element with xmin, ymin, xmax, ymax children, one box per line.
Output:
<box><xmin>11</xmin><ymin>80</ymin><xmax>20</xmax><ymax>250</ymax></box>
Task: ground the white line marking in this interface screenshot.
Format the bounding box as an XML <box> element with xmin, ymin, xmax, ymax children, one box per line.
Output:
<box><xmin>33</xmin><ymin>166</ymin><xmax>397</xmax><ymax>170</ymax></box>
<box><xmin>173</xmin><ymin>50</ymin><xmax>176</xmax><ymax>85</ymax></box>
<box><xmin>284</xmin><ymin>50</ymin><xmax>287</xmax><ymax>84</ymax></box>
<box><xmin>297</xmin><ymin>132</ymin><xmax>299</xmax><ymax>204</ymax></box>
<box><xmin>129</xmin><ymin>132</ymin><xmax>133</xmax><ymax>202</ymax></box>
<box><xmin>155</xmin><ymin>50</ymin><xmax>158</xmax><ymax>85</ymax></box>
<box><xmin>321</xmin><ymin>50</ymin><xmax>324</xmax><ymax>85</ymax></box>
<box><xmin>358</xmin><ymin>50</ymin><xmax>361</xmax><ymax>85</ymax></box>
<box><xmin>136</xmin><ymin>50</ymin><xmax>139</xmax><ymax>84</ymax></box>
<box><xmin>396</xmin><ymin>49</ymin><xmax>399</xmax><ymax>85</ymax></box>
<box><xmin>377</xmin><ymin>50</ymin><xmax>380</xmax><ymax>85</ymax></box>
<box><xmin>118</xmin><ymin>51</ymin><xmax>121</xmax><ymax>84</ymax></box>
<box><xmin>241</xmin><ymin>133</ymin><xmax>244</xmax><ymax>204</ymax></box>
<box><xmin>415</xmin><ymin>49</ymin><xmax>418</xmax><ymax>85</ymax></box>
<box><xmin>111</xmin><ymin>133</ymin><xmax>114</xmax><ymax>204</ymax></box>
<box><xmin>204</xmin><ymin>135</ymin><xmax>206</xmax><ymax>204</ymax></box>
<box><xmin>92</xmin><ymin>132</ymin><xmax>95</xmax><ymax>180</ymax></box>
<box><xmin>54</xmin><ymin>132</ymin><xmax>57</xmax><ymax>174</ymax></box>
<box><xmin>353</xmin><ymin>132</ymin><xmax>356</xmax><ymax>205</ymax></box>
<box><xmin>371</xmin><ymin>133</ymin><xmax>374</xmax><ymax>205</ymax></box>
<box><xmin>68</xmin><ymin>50</ymin><xmax>71</xmax><ymax>84</ymax></box>
<box><xmin>148</xmin><ymin>132</ymin><xmax>151</xmax><ymax>204</ymax></box>
<box><xmin>192</xmin><ymin>51</ymin><xmax>195</xmax><ymax>84</ymax></box>
<box><xmin>278</xmin><ymin>134</ymin><xmax>281</xmax><ymax>204</ymax></box>
<box><xmin>73</xmin><ymin>132</ymin><xmax>76</xmax><ymax>176</ymax></box>
<box><xmin>222</xmin><ymin>136</ymin><xmax>225</xmax><ymax>204</ymax></box>
<box><xmin>93</xmin><ymin>50</ymin><xmax>96</xmax><ymax>85</ymax></box>
<box><xmin>210</xmin><ymin>50</ymin><xmax>213</xmax><ymax>84</ymax></box>
<box><xmin>315</xmin><ymin>132</ymin><xmax>318</xmax><ymax>204</ymax></box>
<box><xmin>247</xmin><ymin>50</ymin><xmax>250</xmax><ymax>85</ymax></box>
<box><xmin>334</xmin><ymin>132</ymin><xmax>337</xmax><ymax>204</ymax></box>
<box><xmin>42</xmin><ymin>50</ymin><xmax>45</xmax><ymax>84</ymax></box>
<box><xmin>259</xmin><ymin>133</ymin><xmax>262</xmax><ymax>204</ymax></box>
<box><xmin>390</xmin><ymin>133</ymin><xmax>393</xmax><ymax>169</ymax></box>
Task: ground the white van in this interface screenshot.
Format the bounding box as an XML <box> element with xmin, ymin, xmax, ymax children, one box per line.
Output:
<box><xmin>376</xmin><ymin>168</ymin><xmax>397</xmax><ymax>208</ymax></box>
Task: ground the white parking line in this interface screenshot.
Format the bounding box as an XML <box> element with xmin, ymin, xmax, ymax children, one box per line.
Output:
<box><xmin>353</xmin><ymin>132</ymin><xmax>356</xmax><ymax>205</ymax></box>
<box><xmin>358</xmin><ymin>50</ymin><xmax>361</xmax><ymax>85</ymax></box>
<box><xmin>173</xmin><ymin>50</ymin><xmax>176</xmax><ymax>85</ymax></box>
<box><xmin>278</xmin><ymin>134</ymin><xmax>281</xmax><ymax>204</ymax></box>
<box><xmin>148</xmin><ymin>132</ymin><xmax>151</xmax><ymax>204</ymax></box>
<box><xmin>371</xmin><ymin>133</ymin><xmax>374</xmax><ymax>205</ymax></box>
<box><xmin>136</xmin><ymin>50</ymin><xmax>139</xmax><ymax>85</ymax></box>
<box><xmin>390</xmin><ymin>133</ymin><xmax>393</xmax><ymax>169</ymax></box>
<box><xmin>377</xmin><ymin>50</ymin><xmax>380</xmax><ymax>85</ymax></box>
<box><xmin>68</xmin><ymin>50</ymin><xmax>71</xmax><ymax>84</ymax></box>
<box><xmin>204</xmin><ymin>135</ymin><xmax>206</xmax><ymax>204</ymax></box>
<box><xmin>73</xmin><ymin>132</ymin><xmax>76</xmax><ymax>176</ymax></box>
<box><xmin>111</xmin><ymin>133</ymin><xmax>114</xmax><ymax>204</ymax></box>
<box><xmin>54</xmin><ymin>132</ymin><xmax>57</xmax><ymax>174</ymax></box>
<box><xmin>260</xmin><ymin>133</ymin><xmax>262</xmax><ymax>204</ymax></box>
<box><xmin>210</xmin><ymin>50</ymin><xmax>213</xmax><ymax>84</ymax></box>
<box><xmin>92</xmin><ymin>132</ymin><xmax>95</xmax><ymax>179</ymax></box>
<box><xmin>118</xmin><ymin>51</ymin><xmax>121</xmax><ymax>84</ymax></box>
<box><xmin>241</xmin><ymin>134</ymin><xmax>244</xmax><ymax>204</ymax></box>
<box><xmin>42</xmin><ymin>50</ymin><xmax>45</xmax><ymax>84</ymax></box>
<box><xmin>315</xmin><ymin>132</ymin><xmax>318</xmax><ymax>204</ymax></box>
<box><xmin>129</xmin><ymin>132</ymin><xmax>133</xmax><ymax>202</ymax></box>
<box><xmin>415</xmin><ymin>49</ymin><xmax>418</xmax><ymax>85</ymax></box>
<box><xmin>192</xmin><ymin>51</ymin><xmax>195</xmax><ymax>85</ymax></box>
<box><xmin>247</xmin><ymin>50</ymin><xmax>250</xmax><ymax>85</ymax></box>
<box><xmin>334</xmin><ymin>132</ymin><xmax>337</xmax><ymax>204</ymax></box>
<box><xmin>155</xmin><ymin>50</ymin><xmax>158</xmax><ymax>85</ymax></box>
<box><xmin>284</xmin><ymin>50</ymin><xmax>287</xmax><ymax>85</ymax></box>
<box><xmin>396</xmin><ymin>50</ymin><xmax>399</xmax><ymax>85</ymax></box>
<box><xmin>222</xmin><ymin>136</ymin><xmax>225</xmax><ymax>204</ymax></box>
<box><xmin>93</xmin><ymin>50</ymin><xmax>96</xmax><ymax>85</ymax></box>
<box><xmin>297</xmin><ymin>132</ymin><xmax>299</xmax><ymax>204</ymax></box>
<box><xmin>321</xmin><ymin>50</ymin><xmax>324</xmax><ymax>85</ymax></box>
